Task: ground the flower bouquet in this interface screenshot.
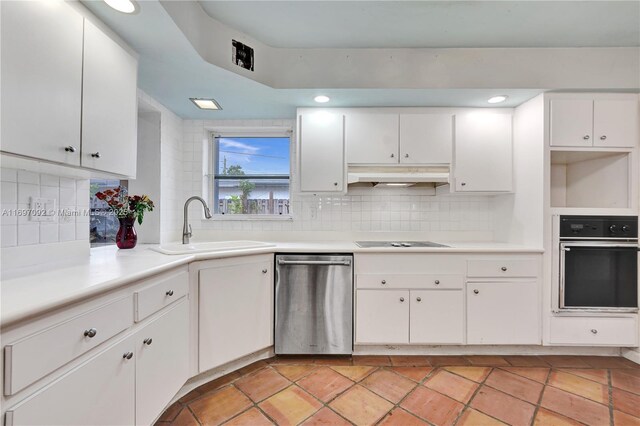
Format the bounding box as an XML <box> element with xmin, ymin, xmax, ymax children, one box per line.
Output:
<box><xmin>95</xmin><ymin>187</ymin><xmax>154</xmax><ymax>249</ymax></box>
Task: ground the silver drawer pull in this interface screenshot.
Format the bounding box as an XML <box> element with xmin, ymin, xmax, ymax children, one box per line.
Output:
<box><xmin>84</xmin><ymin>328</ymin><xmax>97</xmax><ymax>338</ymax></box>
<box><xmin>473</xmin><ymin>289</ymin><xmax>479</xmax><ymax>294</ymax></box>
<box><xmin>600</xmin><ymin>135</ymin><xmax>607</xmax><ymax>140</ymax></box>
<box><xmin>434</xmin><ymin>280</ymin><xmax>440</xmax><ymax>285</ymax></box>
<box><xmin>277</xmin><ymin>260</ymin><xmax>351</xmax><ymax>266</ymax></box>
<box><xmin>501</xmin><ymin>267</ymin><xmax>507</xmax><ymax>272</ymax></box>
<box><xmin>399</xmin><ymin>297</ymin><xmax>405</xmax><ymax>302</ymax></box>
<box><xmin>583</xmin><ymin>135</ymin><xmax>590</xmax><ymax>140</ymax></box>
<box><xmin>91</xmin><ymin>152</ymin><xmax>101</xmax><ymax>158</ymax></box>
<box><xmin>416</xmin><ymin>297</ymin><xmax>422</xmax><ymax>302</ymax></box>
<box><xmin>381</xmin><ymin>280</ymin><xmax>387</xmax><ymax>285</ymax></box>
<box><xmin>591</xmin><ymin>329</ymin><xmax>598</xmax><ymax>334</ymax></box>
<box><xmin>123</xmin><ymin>352</ymin><xmax>133</xmax><ymax>360</ymax></box>
<box><xmin>166</xmin><ymin>290</ymin><xmax>174</xmax><ymax>296</ymax></box>
<box><xmin>262</xmin><ymin>269</ymin><xmax>268</xmax><ymax>274</ymax></box>
<box><xmin>64</xmin><ymin>146</ymin><xmax>77</xmax><ymax>153</ymax></box>
<box><xmin>143</xmin><ymin>338</ymin><xmax>153</xmax><ymax>346</ymax></box>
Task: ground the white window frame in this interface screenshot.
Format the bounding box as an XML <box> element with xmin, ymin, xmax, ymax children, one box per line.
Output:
<box><xmin>207</xmin><ymin>127</ymin><xmax>293</xmax><ymax>221</ymax></box>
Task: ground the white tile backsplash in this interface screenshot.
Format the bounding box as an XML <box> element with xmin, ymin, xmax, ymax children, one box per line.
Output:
<box><xmin>0</xmin><ymin>168</ymin><xmax>89</xmax><ymax>248</ymax></box>
<box><xmin>180</xmin><ymin>119</ymin><xmax>495</xmax><ymax>238</ymax></box>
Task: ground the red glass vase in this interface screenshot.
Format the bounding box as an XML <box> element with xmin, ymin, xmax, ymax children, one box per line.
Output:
<box><xmin>116</xmin><ymin>217</ymin><xmax>137</xmax><ymax>249</ymax></box>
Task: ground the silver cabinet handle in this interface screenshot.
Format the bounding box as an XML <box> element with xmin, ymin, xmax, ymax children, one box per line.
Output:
<box><xmin>461</xmin><ymin>182</ymin><xmax>466</xmax><ymax>186</ymax></box>
<box><xmin>399</xmin><ymin>297</ymin><xmax>405</xmax><ymax>302</ymax></box>
<box><xmin>416</xmin><ymin>297</ymin><xmax>422</xmax><ymax>302</ymax></box>
<box><xmin>381</xmin><ymin>280</ymin><xmax>386</xmax><ymax>285</ymax></box>
<box><xmin>591</xmin><ymin>329</ymin><xmax>598</xmax><ymax>334</ymax></box>
<box><xmin>600</xmin><ymin>135</ymin><xmax>607</xmax><ymax>140</ymax></box>
<box><xmin>334</xmin><ymin>182</ymin><xmax>338</xmax><ymax>186</ymax></box>
<box><xmin>501</xmin><ymin>267</ymin><xmax>507</xmax><ymax>272</ymax></box>
<box><xmin>123</xmin><ymin>352</ymin><xmax>133</xmax><ymax>360</ymax></box>
<box><xmin>143</xmin><ymin>338</ymin><xmax>153</xmax><ymax>346</ymax></box>
<box><xmin>262</xmin><ymin>268</ymin><xmax>268</xmax><ymax>274</ymax></box>
<box><xmin>583</xmin><ymin>135</ymin><xmax>590</xmax><ymax>140</ymax></box>
<box><xmin>434</xmin><ymin>280</ymin><xmax>440</xmax><ymax>285</ymax></box>
<box><xmin>64</xmin><ymin>146</ymin><xmax>77</xmax><ymax>153</ymax></box>
<box><xmin>473</xmin><ymin>289</ymin><xmax>479</xmax><ymax>294</ymax></box>
<box><xmin>404</xmin><ymin>154</ymin><xmax>409</xmax><ymax>158</ymax></box>
<box><xmin>277</xmin><ymin>259</ymin><xmax>351</xmax><ymax>266</ymax></box>
<box><xmin>84</xmin><ymin>328</ymin><xmax>97</xmax><ymax>338</ymax></box>
<box><xmin>91</xmin><ymin>152</ymin><xmax>101</xmax><ymax>158</ymax></box>
<box><xmin>166</xmin><ymin>290</ymin><xmax>174</xmax><ymax>296</ymax></box>
<box><xmin>390</xmin><ymin>153</ymin><xmax>395</xmax><ymax>158</ymax></box>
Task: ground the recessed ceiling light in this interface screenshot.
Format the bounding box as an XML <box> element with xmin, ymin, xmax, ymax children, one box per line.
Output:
<box><xmin>488</xmin><ymin>95</ymin><xmax>508</xmax><ymax>104</ymax></box>
<box><xmin>104</xmin><ymin>0</ymin><xmax>136</xmax><ymax>13</ymax></box>
<box><xmin>190</xmin><ymin>98</ymin><xmax>222</xmax><ymax>110</ymax></box>
<box><xmin>314</xmin><ymin>95</ymin><xmax>330</xmax><ymax>103</ymax></box>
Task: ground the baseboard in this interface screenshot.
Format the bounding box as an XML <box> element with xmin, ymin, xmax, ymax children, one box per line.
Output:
<box><xmin>353</xmin><ymin>345</ymin><xmax>623</xmax><ymax>356</ymax></box>
<box><xmin>622</xmin><ymin>348</ymin><xmax>640</xmax><ymax>365</ymax></box>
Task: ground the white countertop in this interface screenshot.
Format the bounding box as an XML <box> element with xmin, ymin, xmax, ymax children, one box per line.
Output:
<box><xmin>1</xmin><ymin>241</ymin><xmax>543</xmax><ymax>328</ymax></box>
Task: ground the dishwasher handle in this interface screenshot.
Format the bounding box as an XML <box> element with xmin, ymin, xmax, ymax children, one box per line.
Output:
<box><xmin>277</xmin><ymin>259</ymin><xmax>352</xmax><ymax>266</ymax></box>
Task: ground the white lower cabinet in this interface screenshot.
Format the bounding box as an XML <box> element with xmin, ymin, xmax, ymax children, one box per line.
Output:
<box><xmin>135</xmin><ymin>300</ymin><xmax>189</xmax><ymax>426</ymax></box>
<box><xmin>410</xmin><ymin>291</ymin><xmax>464</xmax><ymax>344</ymax></box>
<box><xmin>5</xmin><ymin>337</ymin><xmax>135</xmax><ymax>426</ymax></box>
<box><xmin>467</xmin><ymin>281</ymin><xmax>540</xmax><ymax>344</ymax></box>
<box><xmin>198</xmin><ymin>256</ymin><xmax>273</xmax><ymax>372</ymax></box>
<box><xmin>356</xmin><ymin>290</ymin><xmax>409</xmax><ymax>344</ymax></box>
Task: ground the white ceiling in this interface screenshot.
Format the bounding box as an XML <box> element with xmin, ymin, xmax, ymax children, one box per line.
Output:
<box><xmin>81</xmin><ymin>0</ymin><xmax>638</xmax><ymax>119</ymax></box>
<box><xmin>199</xmin><ymin>1</ymin><xmax>640</xmax><ymax>48</ymax></box>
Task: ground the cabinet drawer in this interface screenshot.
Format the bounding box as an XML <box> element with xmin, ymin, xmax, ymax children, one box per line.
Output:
<box><xmin>134</xmin><ymin>270</ymin><xmax>188</xmax><ymax>322</ymax></box>
<box><xmin>467</xmin><ymin>259</ymin><xmax>538</xmax><ymax>278</ymax></box>
<box><xmin>357</xmin><ymin>274</ymin><xmax>463</xmax><ymax>289</ymax></box>
<box><xmin>549</xmin><ymin>316</ymin><xmax>638</xmax><ymax>346</ymax></box>
<box><xmin>4</xmin><ymin>295</ymin><xmax>133</xmax><ymax>395</ymax></box>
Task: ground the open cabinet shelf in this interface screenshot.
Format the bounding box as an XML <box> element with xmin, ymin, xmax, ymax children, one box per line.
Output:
<box><xmin>550</xmin><ymin>150</ymin><xmax>631</xmax><ymax>209</ymax></box>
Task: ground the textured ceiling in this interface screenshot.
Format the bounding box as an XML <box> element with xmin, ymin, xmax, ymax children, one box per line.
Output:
<box><xmin>199</xmin><ymin>1</ymin><xmax>640</xmax><ymax>48</ymax></box>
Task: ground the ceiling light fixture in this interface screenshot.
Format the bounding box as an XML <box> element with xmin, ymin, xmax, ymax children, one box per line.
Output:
<box><xmin>488</xmin><ymin>95</ymin><xmax>508</xmax><ymax>104</ymax></box>
<box><xmin>104</xmin><ymin>0</ymin><xmax>136</xmax><ymax>14</ymax></box>
<box><xmin>314</xmin><ymin>95</ymin><xmax>330</xmax><ymax>103</ymax></box>
<box><xmin>190</xmin><ymin>98</ymin><xmax>222</xmax><ymax>110</ymax></box>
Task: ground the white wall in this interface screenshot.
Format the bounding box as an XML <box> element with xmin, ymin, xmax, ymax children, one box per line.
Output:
<box><xmin>179</xmin><ymin>119</ymin><xmax>495</xmax><ymax>242</ymax></box>
<box><xmin>492</xmin><ymin>94</ymin><xmax>545</xmax><ymax>247</ymax></box>
<box><xmin>136</xmin><ymin>91</ymin><xmax>184</xmax><ymax>244</ymax></box>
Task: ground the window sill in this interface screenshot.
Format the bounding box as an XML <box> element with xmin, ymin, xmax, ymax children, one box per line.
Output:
<box><xmin>205</xmin><ymin>215</ymin><xmax>293</xmax><ymax>222</ymax></box>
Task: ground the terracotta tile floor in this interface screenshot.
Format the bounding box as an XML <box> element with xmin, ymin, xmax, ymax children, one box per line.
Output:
<box><xmin>155</xmin><ymin>355</ymin><xmax>640</xmax><ymax>426</ymax></box>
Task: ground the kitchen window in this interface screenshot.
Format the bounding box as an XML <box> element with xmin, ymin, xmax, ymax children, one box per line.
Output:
<box><xmin>210</xmin><ymin>132</ymin><xmax>291</xmax><ymax>217</ymax></box>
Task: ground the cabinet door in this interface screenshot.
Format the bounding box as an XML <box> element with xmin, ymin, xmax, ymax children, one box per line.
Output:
<box><xmin>550</xmin><ymin>99</ymin><xmax>594</xmax><ymax>147</ymax></box>
<box><xmin>399</xmin><ymin>114</ymin><xmax>452</xmax><ymax>164</ymax></box>
<box><xmin>199</xmin><ymin>259</ymin><xmax>273</xmax><ymax>372</ymax></box>
<box><xmin>5</xmin><ymin>337</ymin><xmax>135</xmax><ymax>426</ymax></box>
<box><xmin>410</xmin><ymin>290</ymin><xmax>464</xmax><ymax>344</ymax></box>
<box><xmin>467</xmin><ymin>282</ymin><xmax>539</xmax><ymax>345</ymax></box>
<box><xmin>454</xmin><ymin>112</ymin><xmax>513</xmax><ymax>192</ymax></box>
<box><xmin>82</xmin><ymin>20</ymin><xmax>138</xmax><ymax>177</ymax></box>
<box><xmin>593</xmin><ymin>100</ymin><xmax>639</xmax><ymax>148</ymax></box>
<box><xmin>346</xmin><ymin>114</ymin><xmax>399</xmax><ymax>164</ymax></box>
<box><xmin>355</xmin><ymin>290</ymin><xmax>409</xmax><ymax>344</ymax></box>
<box><xmin>136</xmin><ymin>300</ymin><xmax>189</xmax><ymax>426</ymax></box>
<box><xmin>0</xmin><ymin>0</ymin><xmax>83</xmax><ymax>166</ymax></box>
<box><xmin>299</xmin><ymin>111</ymin><xmax>345</xmax><ymax>192</ymax></box>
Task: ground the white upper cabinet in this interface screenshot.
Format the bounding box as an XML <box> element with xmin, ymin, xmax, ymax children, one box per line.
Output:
<box><xmin>550</xmin><ymin>97</ymin><xmax>639</xmax><ymax>148</ymax></box>
<box><xmin>82</xmin><ymin>20</ymin><xmax>138</xmax><ymax>177</ymax></box>
<box><xmin>399</xmin><ymin>114</ymin><xmax>453</xmax><ymax>164</ymax></box>
<box><xmin>593</xmin><ymin>100</ymin><xmax>639</xmax><ymax>148</ymax></box>
<box><xmin>1</xmin><ymin>0</ymin><xmax>83</xmax><ymax>166</ymax></box>
<box><xmin>550</xmin><ymin>99</ymin><xmax>594</xmax><ymax>147</ymax></box>
<box><xmin>299</xmin><ymin>110</ymin><xmax>345</xmax><ymax>192</ymax></box>
<box><xmin>453</xmin><ymin>112</ymin><xmax>513</xmax><ymax>192</ymax></box>
<box><xmin>346</xmin><ymin>113</ymin><xmax>399</xmax><ymax>164</ymax></box>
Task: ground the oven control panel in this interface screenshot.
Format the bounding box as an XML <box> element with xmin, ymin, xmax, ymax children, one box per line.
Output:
<box><xmin>560</xmin><ymin>216</ymin><xmax>638</xmax><ymax>239</ymax></box>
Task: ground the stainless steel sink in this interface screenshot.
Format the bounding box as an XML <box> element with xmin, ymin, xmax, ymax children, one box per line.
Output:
<box><xmin>355</xmin><ymin>241</ymin><xmax>449</xmax><ymax>248</ymax></box>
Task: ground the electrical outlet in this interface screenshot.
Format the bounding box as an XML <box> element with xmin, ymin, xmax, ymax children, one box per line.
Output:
<box><xmin>30</xmin><ymin>197</ymin><xmax>57</xmax><ymax>222</ymax></box>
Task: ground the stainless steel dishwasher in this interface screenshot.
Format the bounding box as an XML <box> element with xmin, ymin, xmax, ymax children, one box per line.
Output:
<box><xmin>275</xmin><ymin>254</ymin><xmax>353</xmax><ymax>355</ymax></box>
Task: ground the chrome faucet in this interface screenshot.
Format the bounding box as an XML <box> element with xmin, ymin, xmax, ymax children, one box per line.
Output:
<box><xmin>182</xmin><ymin>196</ymin><xmax>212</xmax><ymax>244</ymax></box>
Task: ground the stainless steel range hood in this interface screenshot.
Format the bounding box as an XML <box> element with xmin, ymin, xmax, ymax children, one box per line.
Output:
<box><xmin>347</xmin><ymin>166</ymin><xmax>450</xmax><ymax>187</ymax></box>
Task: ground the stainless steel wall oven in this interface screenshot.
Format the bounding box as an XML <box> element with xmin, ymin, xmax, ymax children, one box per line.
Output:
<box><xmin>559</xmin><ymin>216</ymin><xmax>639</xmax><ymax>312</ymax></box>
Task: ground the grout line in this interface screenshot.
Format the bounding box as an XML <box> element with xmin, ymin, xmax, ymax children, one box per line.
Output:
<box><xmin>528</xmin><ymin>365</ymin><xmax>552</xmax><ymax>426</ymax></box>
<box><xmin>608</xmin><ymin>369</ymin><xmax>615</xmax><ymax>426</ymax></box>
